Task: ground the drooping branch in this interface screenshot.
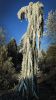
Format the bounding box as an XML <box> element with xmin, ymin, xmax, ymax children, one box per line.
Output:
<box><xmin>17</xmin><ymin>1</ymin><xmax>44</xmax><ymax>99</ymax></box>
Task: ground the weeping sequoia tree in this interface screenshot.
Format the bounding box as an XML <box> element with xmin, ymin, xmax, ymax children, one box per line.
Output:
<box><xmin>17</xmin><ymin>2</ymin><xmax>44</xmax><ymax>99</ymax></box>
